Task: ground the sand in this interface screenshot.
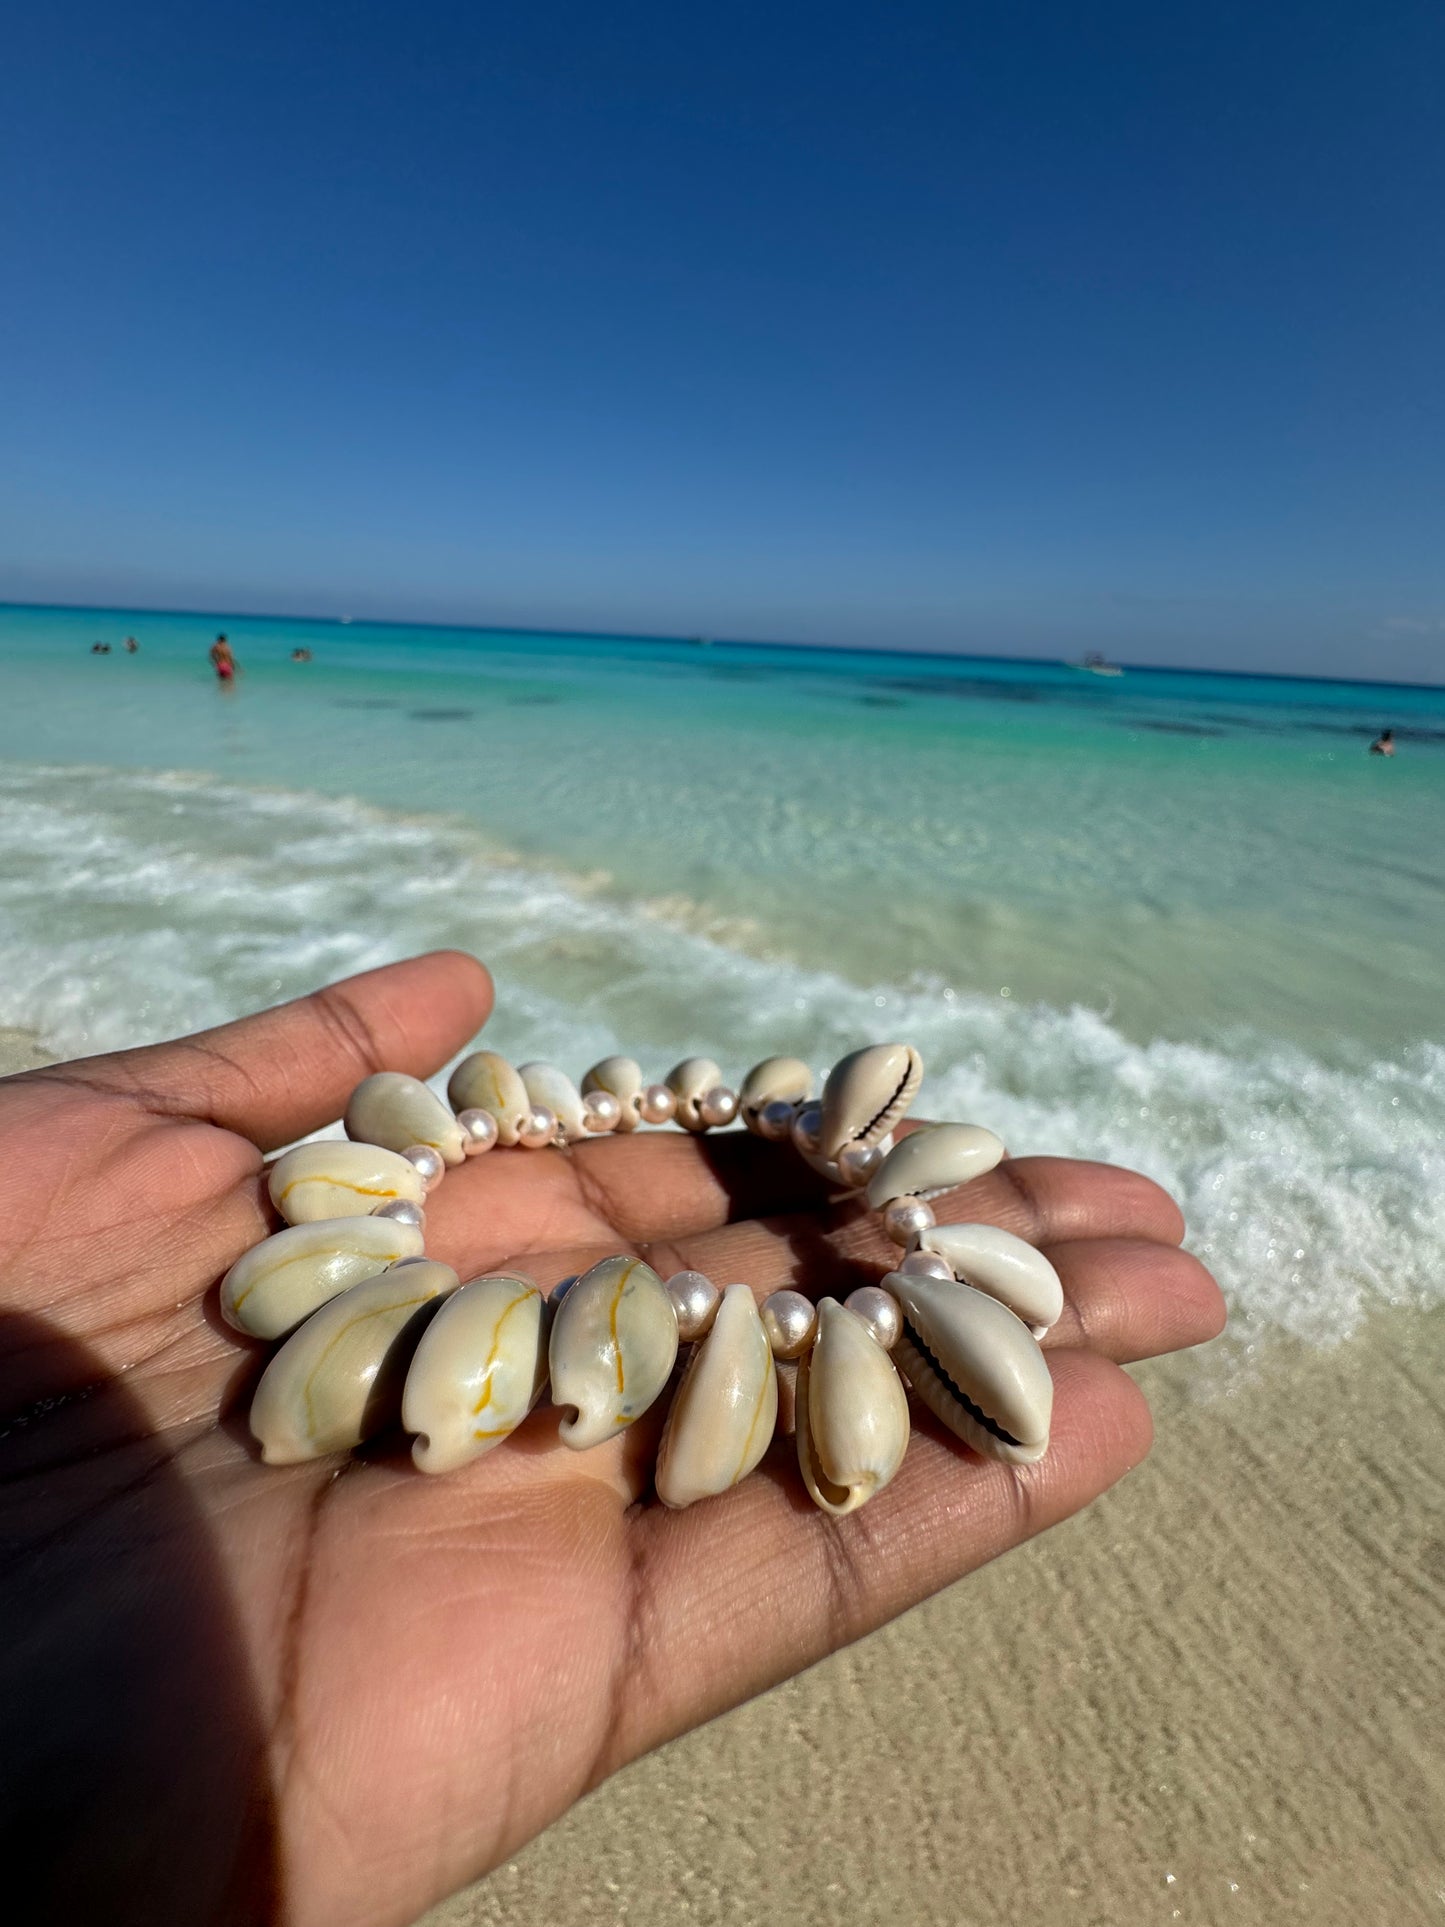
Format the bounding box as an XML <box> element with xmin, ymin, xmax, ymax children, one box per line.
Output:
<box><xmin>0</xmin><ymin>1027</ymin><xmax>54</xmax><ymax>1074</ymax></box>
<box><xmin>426</xmin><ymin>1316</ymin><xmax>1445</xmax><ymax>1927</ymax></box>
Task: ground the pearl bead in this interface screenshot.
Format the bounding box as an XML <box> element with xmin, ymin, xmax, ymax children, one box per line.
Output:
<box><xmin>373</xmin><ymin>1198</ymin><xmax>424</xmax><ymax>1229</ymax></box>
<box><xmin>581</xmin><ymin>1089</ymin><xmax>622</xmax><ymax>1133</ymax></box>
<box><xmin>882</xmin><ymin>1197</ymin><xmax>936</xmax><ymax>1247</ymax></box>
<box><xmin>756</xmin><ymin>1098</ymin><xmax>796</xmax><ymax>1142</ymax></box>
<box><xmin>638</xmin><ymin>1083</ymin><xmax>677</xmax><ymax>1126</ymax></box>
<box><xmin>400</xmin><ymin>1144</ymin><xmax>446</xmax><ymax>1191</ymax></box>
<box><xmin>666</xmin><ymin>1269</ymin><xmax>720</xmax><ymax>1341</ymax></box>
<box><xmin>457</xmin><ymin>1108</ymin><xmax>499</xmax><ymax>1154</ymax></box>
<box><xmin>761</xmin><ymin>1289</ymin><xmax>817</xmax><ymax>1360</ymax></box>
<box><xmin>790</xmin><ymin>1101</ymin><xmax>824</xmax><ymax>1159</ymax></box>
<box><xmin>697</xmin><ymin>1086</ymin><xmax>738</xmax><ymax>1129</ymax></box>
<box><xmin>516</xmin><ymin>1105</ymin><xmax>558</xmax><ymax>1150</ymax></box>
<box><xmin>843</xmin><ymin>1285</ymin><xmax>903</xmax><ymax>1350</ymax></box>
<box><xmin>835</xmin><ymin>1141</ymin><xmax>883</xmax><ymax>1188</ymax></box>
<box><xmin>898</xmin><ymin>1247</ymin><xmax>954</xmax><ymax>1281</ymax></box>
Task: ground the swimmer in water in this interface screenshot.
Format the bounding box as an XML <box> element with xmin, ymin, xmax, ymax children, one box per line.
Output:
<box><xmin>1369</xmin><ymin>727</ymin><xmax>1395</xmax><ymax>757</ymax></box>
<box><xmin>209</xmin><ymin>634</ymin><xmax>237</xmax><ymax>685</ymax></box>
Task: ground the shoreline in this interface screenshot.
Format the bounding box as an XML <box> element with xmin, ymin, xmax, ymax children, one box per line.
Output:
<box><xmin>429</xmin><ymin>1311</ymin><xmax>1445</xmax><ymax>1927</ymax></box>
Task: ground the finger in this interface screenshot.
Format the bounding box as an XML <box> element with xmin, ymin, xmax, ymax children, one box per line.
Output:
<box><xmin>611</xmin><ymin>1348</ymin><xmax>1151</xmax><ymax>1770</ymax></box>
<box><xmin>1042</xmin><ymin>1238</ymin><xmax>1226</xmax><ymax>1362</ymax></box>
<box><xmin>69</xmin><ymin>951</ymin><xmax>493</xmax><ymax>1151</ymax></box>
<box><xmin>649</xmin><ymin>1156</ymin><xmax>1189</xmax><ymax>1301</ymax></box>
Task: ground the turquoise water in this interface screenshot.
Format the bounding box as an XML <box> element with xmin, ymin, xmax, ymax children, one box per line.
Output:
<box><xmin>1</xmin><ymin>602</ymin><xmax>1442</xmax><ymax>1360</ymax></box>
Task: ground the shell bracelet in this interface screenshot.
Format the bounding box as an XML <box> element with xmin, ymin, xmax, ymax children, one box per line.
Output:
<box><xmin>225</xmin><ymin>1044</ymin><xmax>1063</xmax><ymax>1512</ymax></box>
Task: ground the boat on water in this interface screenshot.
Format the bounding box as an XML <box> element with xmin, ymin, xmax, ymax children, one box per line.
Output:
<box><xmin>1067</xmin><ymin>651</ymin><xmax>1124</xmax><ymax>677</ymax></box>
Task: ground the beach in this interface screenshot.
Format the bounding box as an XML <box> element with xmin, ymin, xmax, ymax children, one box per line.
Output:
<box><xmin>1</xmin><ymin>603</ymin><xmax>1442</xmax><ymax>1922</ymax></box>
<box><xmin>430</xmin><ymin>1325</ymin><xmax>1445</xmax><ymax>1927</ymax></box>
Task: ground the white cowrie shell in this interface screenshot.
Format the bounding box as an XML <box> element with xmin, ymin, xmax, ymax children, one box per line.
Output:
<box><xmin>518</xmin><ymin>1063</ymin><xmax>589</xmax><ymax>1143</ymax></box>
<box><xmin>267</xmin><ymin>1142</ymin><xmax>426</xmax><ymax>1225</ymax></box>
<box><xmin>250</xmin><ymin>1259</ymin><xmax>457</xmax><ymax>1464</ymax></box>
<box><xmin>655</xmin><ymin>1283</ymin><xmax>777</xmax><ymax>1509</ymax></box>
<box><xmin>220</xmin><ymin>1215</ymin><xmax>425</xmax><ymax>1338</ymax></box>
<box><xmin>447</xmin><ymin>1051</ymin><xmax>531</xmax><ymax>1146</ymax></box>
<box><xmin>912</xmin><ymin>1223</ymin><xmax>1065</xmax><ymax>1335</ymax></box>
<box><xmin>796</xmin><ymin>1297</ymin><xmax>911</xmax><ymax>1515</ymax></box>
<box><xmin>581</xmin><ymin>1056</ymin><xmax>645</xmax><ymax>1132</ymax></box>
<box><xmin>403</xmin><ymin>1273</ymin><xmax>549</xmax><ymax>1473</ymax></box>
<box><xmin>548</xmin><ymin>1255</ymin><xmax>678</xmax><ymax>1448</ymax></box>
<box><xmin>664</xmin><ymin>1057</ymin><xmax>725</xmax><ymax>1133</ymax></box>
<box><xmin>818</xmin><ymin>1044</ymin><xmax>923</xmax><ymax>1161</ymax></box>
<box><xmin>864</xmin><ymin>1123</ymin><xmax>1006</xmax><ymax>1210</ymax></box>
<box><xmin>738</xmin><ymin>1056</ymin><xmax>814</xmax><ymax>1129</ymax></box>
<box><xmin>889</xmin><ymin>1272</ymin><xmax>1053</xmax><ymax>1464</ymax></box>
<box><xmin>344</xmin><ymin>1071</ymin><xmax>467</xmax><ymax>1166</ymax></box>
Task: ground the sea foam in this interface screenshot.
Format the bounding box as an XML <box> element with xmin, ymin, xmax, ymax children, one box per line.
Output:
<box><xmin>0</xmin><ymin>761</ymin><xmax>1439</xmax><ymax>1363</ymax></box>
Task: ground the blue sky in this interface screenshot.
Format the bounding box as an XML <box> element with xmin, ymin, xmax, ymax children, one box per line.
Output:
<box><xmin>2</xmin><ymin>1</ymin><xmax>1442</xmax><ymax>678</ymax></box>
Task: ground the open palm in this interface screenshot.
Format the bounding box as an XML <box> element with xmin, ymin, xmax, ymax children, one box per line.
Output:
<box><xmin>0</xmin><ymin>952</ymin><xmax>1223</xmax><ymax>1927</ymax></box>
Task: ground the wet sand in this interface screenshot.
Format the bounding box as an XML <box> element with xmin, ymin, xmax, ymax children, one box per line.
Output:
<box><xmin>0</xmin><ymin>1028</ymin><xmax>53</xmax><ymax>1074</ymax></box>
<box><xmin>427</xmin><ymin>1317</ymin><xmax>1445</xmax><ymax>1927</ymax></box>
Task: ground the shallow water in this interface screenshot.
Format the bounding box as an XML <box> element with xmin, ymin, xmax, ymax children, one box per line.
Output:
<box><xmin>2</xmin><ymin>604</ymin><xmax>1442</xmax><ymax>1361</ymax></box>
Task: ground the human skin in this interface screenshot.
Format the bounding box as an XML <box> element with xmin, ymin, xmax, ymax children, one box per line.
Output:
<box><xmin>0</xmin><ymin>951</ymin><xmax>1224</xmax><ymax>1927</ymax></box>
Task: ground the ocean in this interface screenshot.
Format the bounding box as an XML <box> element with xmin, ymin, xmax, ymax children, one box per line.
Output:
<box><xmin>1</xmin><ymin>602</ymin><xmax>1441</xmax><ymax>1369</ymax></box>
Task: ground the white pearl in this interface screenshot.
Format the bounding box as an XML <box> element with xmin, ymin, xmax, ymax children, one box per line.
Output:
<box><xmin>666</xmin><ymin>1270</ymin><xmax>721</xmax><ymax>1341</ymax></box>
<box><xmin>581</xmin><ymin>1089</ymin><xmax>622</xmax><ymax>1133</ymax></box>
<box><xmin>761</xmin><ymin>1289</ymin><xmax>817</xmax><ymax>1360</ymax></box>
<box><xmin>697</xmin><ymin>1086</ymin><xmax>738</xmax><ymax>1129</ymax></box>
<box><xmin>516</xmin><ymin>1106</ymin><xmax>558</xmax><ymax>1150</ymax></box>
<box><xmin>372</xmin><ymin>1198</ymin><xmax>424</xmax><ymax>1229</ymax></box>
<box><xmin>882</xmin><ymin>1197</ymin><xmax>936</xmax><ymax>1247</ymax></box>
<box><xmin>756</xmin><ymin>1098</ymin><xmax>796</xmax><ymax>1142</ymax></box>
<box><xmin>898</xmin><ymin>1247</ymin><xmax>954</xmax><ymax>1281</ymax></box>
<box><xmin>400</xmin><ymin>1144</ymin><xmax>446</xmax><ymax>1191</ymax></box>
<box><xmin>843</xmin><ymin>1285</ymin><xmax>903</xmax><ymax>1350</ymax></box>
<box><xmin>638</xmin><ymin>1083</ymin><xmax>677</xmax><ymax>1126</ymax></box>
<box><xmin>790</xmin><ymin>1101</ymin><xmax>824</xmax><ymax>1158</ymax></box>
<box><xmin>835</xmin><ymin>1141</ymin><xmax>883</xmax><ymax>1188</ymax></box>
<box><xmin>457</xmin><ymin>1108</ymin><xmax>499</xmax><ymax>1154</ymax></box>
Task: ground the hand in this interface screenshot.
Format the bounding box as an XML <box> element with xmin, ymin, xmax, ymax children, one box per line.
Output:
<box><xmin>0</xmin><ymin>952</ymin><xmax>1224</xmax><ymax>1927</ymax></box>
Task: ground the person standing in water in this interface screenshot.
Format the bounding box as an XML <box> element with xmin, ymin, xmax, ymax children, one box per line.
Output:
<box><xmin>1369</xmin><ymin>727</ymin><xmax>1395</xmax><ymax>756</ymax></box>
<box><xmin>209</xmin><ymin>633</ymin><xmax>237</xmax><ymax>685</ymax></box>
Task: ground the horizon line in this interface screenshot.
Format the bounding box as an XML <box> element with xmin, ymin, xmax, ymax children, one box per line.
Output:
<box><xmin>1</xmin><ymin>596</ymin><xmax>1440</xmax><ymax>696</ymax></box>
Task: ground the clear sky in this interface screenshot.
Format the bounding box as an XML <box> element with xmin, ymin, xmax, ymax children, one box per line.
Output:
<box><xmin>2</xmin><ymin>1</ymin><xmax>1442</xmax><ymax>678</ymax></box>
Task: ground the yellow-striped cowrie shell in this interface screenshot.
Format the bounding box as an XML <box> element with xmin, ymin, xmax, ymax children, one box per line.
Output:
<box><xmin>403</xmin><ymin>1273</ymin><xmax>549</xmax><ymax>1473</ymax></box>
<box><xmin>249</xmin><ymin>1259</ymin><xmax>457</xmax><ymax>1464</ymax></box>
<box><xmin>446</xmin><ymin>1051</ymin><xmax>531</xmax><ymax>1146</ymax></box>
<box><xmin>344</xmin><ymin>1071</ymin><xmax>467</xmax><ymax>1166</ymax></box>
<box><xmin>220</xmin><ymin>1215</ymin><xmax>425</xmax><ymax>1338</ymax></box>
<box><xmin>548</xmin><ymin>1255</ymin><xmax>678</xmax><ymax>1448</ymax></box>
<box><xmin>267</xmin><ymin>1141</ymin><xmax>427</xmax><ymax>1225</ymax></box>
